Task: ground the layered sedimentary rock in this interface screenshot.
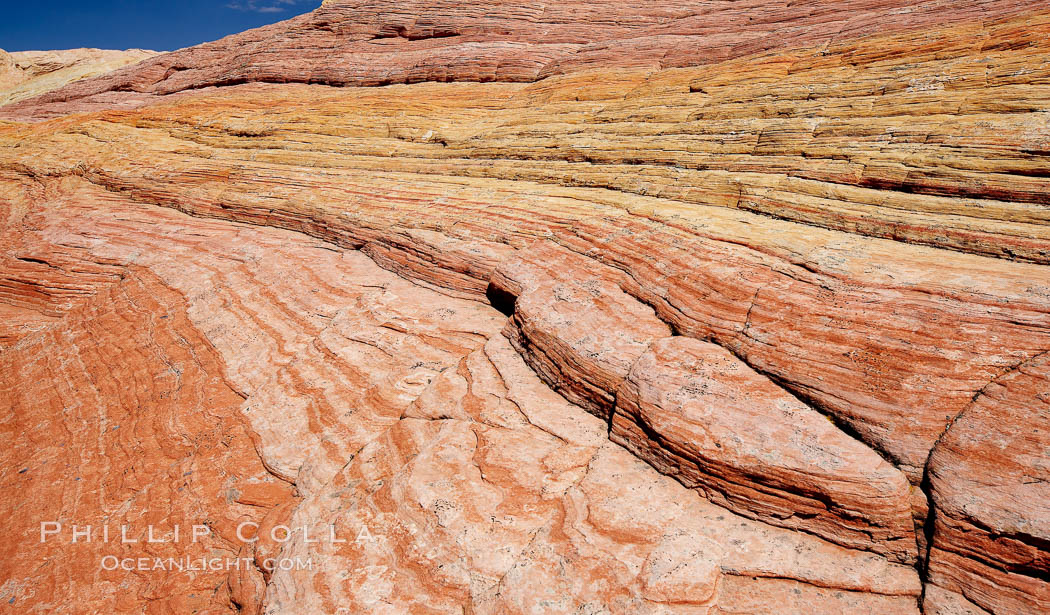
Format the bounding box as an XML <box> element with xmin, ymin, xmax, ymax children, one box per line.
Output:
<box><xmin>0</xmin><ymin>266</ymin><xmax>295</xmax><ymax>613</ymax></box>
<box><xmin>615</xmin><ymin>337</ymin><xmax>915</xmax><ymax>562</ymax></box>
<box><xmin>1</xmin><ymin>0</ymin><xmax>1049</xmax><ymax>613</ymax></box>
<box><xmin>0</xmin><ymin>0</ymin><xmax>1038</xmax><ymax>121</ymax></box>
<box><xmin>494</xmin><ymin>241</ymin><xmax>917</xmax><ymax>561</ymax></box>
<box><xmin>0</xmin><ymin>48</ymin><xmax>156</xmax><ymax>106</ymax></box>
<box><xmin>925</xmin><ymin>351</ymin><xmax>1050</xmax><ymax>615</ymax></box>
<box><xmin>494</xmin><ymin>241</ymin><xmax>672</xmax><ymax>417</ymax></box>
<box><xmin>0</xmin><ymin>176</ymin><xmax>925</xmax><ymax>614</ymax></box>
<box><xmin>270</xmin><ymin>335</ymin><xmax>920</xmax><ymax>614</ymax></box>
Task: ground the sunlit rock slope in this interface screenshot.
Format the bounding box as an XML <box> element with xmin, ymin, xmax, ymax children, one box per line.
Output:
<box><xmin>1</xmin><ymin>1</ymin><xmax>1048</xmax><ymax>613</ymax></box>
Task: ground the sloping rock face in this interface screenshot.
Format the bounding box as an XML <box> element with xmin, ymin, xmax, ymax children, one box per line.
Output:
<box><xmin>0</xmin><ymin>1</ymin><xmax>1048</xmax><ymax>614</ymax></box>
<box><xmin>926</xmin><ymin>351</ymin><xmax>1050</xmax><ymax>614</ymax></box>
<box><xmin>0</xmin><ymin>48</ymin><xmax>156</xmax><ymax>107</ymax></box>
<box><xmin>0</xmin><ymin>0</ymin><xmax>1037</xmax><ymax>121</ymax></box>
<box><xmin>616</xmin><ymin>336</ymin><xmax>915</xmax><ymax>562</ymax></box>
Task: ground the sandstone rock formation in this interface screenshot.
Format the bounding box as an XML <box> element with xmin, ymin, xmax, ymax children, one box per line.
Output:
<box><xmin>0</xmin><ymin>48</ymin><xmax>156</xmax><ymax>107</ymax></box>
<box><xmin>1</xmin><ymin>1</ymin><xmax>1048</xmax><ymax>614</ymax></box>
<box><xmin>615</xmin><ymin>336</ymin><xmax>916</xmax><ymax>562</ymax></box>
<box><xmin>926</xmin><ymin>350</ymin><xmax>1050</xmax><ymax>615</ymax></box>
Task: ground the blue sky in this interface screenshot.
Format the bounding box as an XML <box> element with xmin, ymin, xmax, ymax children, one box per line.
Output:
<box><xmin>1</xmin><ymin>0</ymin><xmax>316</xmax><ymax>52</ymax></box>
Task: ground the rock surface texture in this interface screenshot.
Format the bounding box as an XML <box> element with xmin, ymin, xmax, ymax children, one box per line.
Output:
<box><xmin>0</xmin><ymin>48</ymin><xmax>156</xmax><ymax>107</ymax></box>
<box><xmin>0</xmin><ymin>1</ymin><xmax>1048</xmax><ymax>614</ymax></box>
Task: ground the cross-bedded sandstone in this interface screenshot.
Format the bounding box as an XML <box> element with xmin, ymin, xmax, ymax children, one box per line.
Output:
<box><xmin>0</xmin><ymin>48</ymin><xmax>156</xmax><ymax>107</ymax></box>
<box><xmin>1</xmin><ymin>1</ymin><xmax>1049</xmax><ymax>613</ymax></box>
<box><xmin>616</xmin><ymin>336</ymin><xmax>916</xmax><ymax>562</ymax></box>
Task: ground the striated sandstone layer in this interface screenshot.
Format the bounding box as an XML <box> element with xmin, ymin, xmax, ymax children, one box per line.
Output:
<box><xmin>0</xmin><ymin>48</ymin><xmax>156</xmax><ymax>107</ymax></box>
<box><xmin>0</xmin><ymin>175</ymin><xmax>925</xmax><ymax>614</ymax></box>
<box><xmin>925</xmin><ymin>350</ymin><xmax>1050</xmax><ymax>615</ymax></box>
<box><xmin>0</xmin><ymin>0</ymin><xmax>1039</xmax><ymax>121</ymax></box>
<box><xmin>615</xmin><ymin>336</ymin><xmax>915</xmax><ymax>562</ymax></box>
<box><xmin>1</xmin><ymin>1</ymin><xmax>1049</xmax><ymax>614</ymax></box>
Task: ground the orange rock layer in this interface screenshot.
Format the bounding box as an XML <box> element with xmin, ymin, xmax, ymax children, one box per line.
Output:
<box><xmin>1</xmin><ymin>1</ymin><xmax>1048</xmax><ymax>614</ymax></box>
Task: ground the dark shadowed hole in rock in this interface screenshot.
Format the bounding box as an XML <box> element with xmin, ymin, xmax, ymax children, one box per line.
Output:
<box><xmin>486</xmin><ymin>281</ymin><xmax>516</xmax><ymax>316</ymax></box>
